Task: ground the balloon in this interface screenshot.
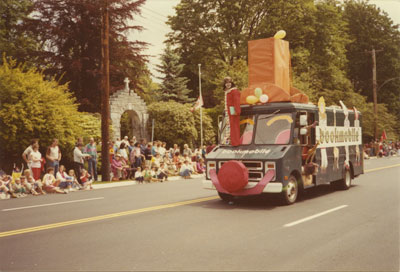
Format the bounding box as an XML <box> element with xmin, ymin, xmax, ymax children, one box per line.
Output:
<box><xmin>254</xmin><ymin>87</ymin><xmax>262</xmax><ymax>98</ymax></box>
<box><xmin>259</xmin><ymin>94</ymin><xmax>269</xmax><ymax>103</ymax></box>
<box><xmin>246</xmin><ymin>95</ymin><xmax>259</xmax><ymax>104</ymax></box>
<box><xmin>274</xmin><ymin>30</ymin><xmax>286</xmax><ymax>39</ymax></box>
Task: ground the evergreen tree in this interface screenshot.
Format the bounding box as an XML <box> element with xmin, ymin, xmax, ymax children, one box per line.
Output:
<box><xmin>156</xmin><ymin>44</ymin><xmax>193</xmax><ymax>103</ymax></box>
<box><xmin>0</xmin><ymin>0</ymin><xmax>38</xmax><ymax>64</ymax></box>
<box><xmin>25</xmin><ymin>0</ymin><xmax>148</xmax><ymax>112</ymax></box>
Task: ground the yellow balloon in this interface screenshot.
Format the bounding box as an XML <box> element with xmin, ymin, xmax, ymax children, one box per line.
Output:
<box><xmin>254</xmin><ymin>87</ymin><xmax>262</xmax><ymax>98</ymax></box>
<box><xmin>274</xmin><ymin>30</ymin><xmax>286</xmax><ymax>39</ymax></box>
<box><xmin>246</xmin><ymin>95</ymin><xmax>259</xmax><ymax>105</ymax></box>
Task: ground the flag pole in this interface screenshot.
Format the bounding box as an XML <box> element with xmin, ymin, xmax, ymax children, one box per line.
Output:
<box><xmin>198</xmin><ymin>64</ymin><xmax>203</xmax><ymax>149</ymax></box>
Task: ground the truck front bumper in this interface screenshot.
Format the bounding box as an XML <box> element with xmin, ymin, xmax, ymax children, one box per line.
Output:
<box><xmin>204</xmin><ymin>169</ymin><xmax>282</xmax><ymax>195</ymax></box>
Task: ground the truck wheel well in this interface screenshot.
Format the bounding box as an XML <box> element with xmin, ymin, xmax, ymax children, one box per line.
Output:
<box><xmin>290</xmin><ymin>170</ymin><xmax>303</xmax><ymax>190</ymax></box>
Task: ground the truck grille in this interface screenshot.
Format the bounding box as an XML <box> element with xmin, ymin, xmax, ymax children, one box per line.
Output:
<box><xmin>218</xmin><ymin>160</ymin><xmax>264</xmax><ymax>182</ymax></box>
<box><xmin>218</xmin><ymin>160</ymin><xmax>262</xmax><ymax>170</ymax></box>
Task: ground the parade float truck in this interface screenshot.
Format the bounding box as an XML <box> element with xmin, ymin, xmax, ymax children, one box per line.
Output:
<box><xmin>203</xmin><ymin>35</ymin><xmax>364</xmax><ymax>205</ymax></box>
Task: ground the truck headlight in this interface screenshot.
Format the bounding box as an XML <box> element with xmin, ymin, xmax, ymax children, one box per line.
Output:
<box><xmin>206</xmin><ymin>161</ymin><xmax>216</xmax><ymax>179</ymax></box>
<box><xmin>265</xmin><ymin>161</ymin><xmax>276</xmax><ymax>181</ymax></box>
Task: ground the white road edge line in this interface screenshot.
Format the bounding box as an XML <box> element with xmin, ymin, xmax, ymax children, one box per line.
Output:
<box><xmin>284</xmin><ymin>205</ymin><xmax>348</xmax><ymax>227</ymax></box>
<box><xmin>2</xmin><ymin>197</ymin><xmax>105</xmax><ymax>212</ymax></box>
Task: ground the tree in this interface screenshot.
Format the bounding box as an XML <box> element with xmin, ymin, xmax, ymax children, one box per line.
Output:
<box><xmin>156</xmin><ymin>44</ymin><xmax>193</xmax><ymax>103</ymax></box>
<box><xmin>343</xmin><ymin>0</ymin><xmax>400</xmax><ymax>118</ymax></box>
<box><xmin>137</xmin><ymin>72</ymin><xmax>161</xmax><ymax>104</ymax></box>
<box><xmin>147</xmin><ymin>101</ymin><xmax>214</xmax><ymax>148</ymax></box>
<box><xmin>166</xmin><ymin>0</ymin><xmax>277</xmax><ymax>105</ymax></box>
<box><xmin>25</xmin><ymin>0</ymin><xmax>148</xmax><ymax>112</ymax></box>
<box><xmin>167</xmin><ymin>0</ymin><xmax>352</xmax><ymax>107</ymax></box>
<box><xmin>0</xmin><ymin>0</ymin><xmax>38</xmax><ymax>65</ymax></box>
<box><xmin>0</xmin><ymin>58</ymin><xmax>88</xmax><ymax>171</ymax></box>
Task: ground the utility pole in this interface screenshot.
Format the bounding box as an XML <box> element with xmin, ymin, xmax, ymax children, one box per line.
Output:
<box><xmin>371</xmin><ymin>48</ymin><xmax>378</xmax><ymax>141</ymax></box>
<box><xmin>366</xmin><ymin>48</ymin><xmax>382</xmax><ymax>140</ymax></box>
<box><xmin>198</xmin><ymin>64</ymin><xmax>203</xmax><ymax>148</ymax></box>
<box><xmin>101</xmin><ymin>0</ymin><xmax>110</xmax><ymax>181</ymax></box>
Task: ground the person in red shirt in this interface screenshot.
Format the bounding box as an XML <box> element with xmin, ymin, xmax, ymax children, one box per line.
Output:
<box><xmin>223</xmin><ymin>77</ymin><xmax>241</xmax><ymax>146</ymax></box>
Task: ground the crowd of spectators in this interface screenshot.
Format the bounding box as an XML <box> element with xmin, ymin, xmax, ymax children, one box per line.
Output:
<box><xmin>363</xmin><ymin>140</ymin><xmax>400</xmax><ymax>159</ymax></box>
<box><xmin>0</xmin><ymin>136</ymin><xmax>208</xmax><ymax>199</ymax></box>
<box><xmin>109</xmin><ymin>136</ymin><xmax>207</xmax><ymax>182</ymax></box>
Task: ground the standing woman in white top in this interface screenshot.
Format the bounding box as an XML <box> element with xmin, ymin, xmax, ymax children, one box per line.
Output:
<box><xmin>46</xmin><ymin>138</ymin><xmax>61</xmax><ymax>175</ymax></box>
<box><xmin>29</xmin><ymin>143</ymin><xmax>42</xmax><ymax>181</ymax></box>
<box><xmin>22</xmin><ymin>138</ymin><xmax>39</xmax><ymax>172</ymax></box>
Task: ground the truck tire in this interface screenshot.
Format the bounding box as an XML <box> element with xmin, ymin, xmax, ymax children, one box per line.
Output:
<box><xmin>281</xmin><ymin>175</ymin><xmax>298</xmax><ymax>205</ymax></box>
<box><xmin>218</xmin><ymin>192</ymin><xmax>234</xmax><ymax>202</ymax></box>
<box><xmin>338</xmin><ymin>168</ymin><xmax>352</xmax><ymax>190</ymax></box>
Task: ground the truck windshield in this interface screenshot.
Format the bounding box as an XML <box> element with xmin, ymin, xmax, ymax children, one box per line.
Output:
<box><xmin>254</xmin><ymin>113</ymin><xmax>293</xmax><ymax>145</ymax></box>
<box><xmin>219</xmin><ymin>115</ymin><xmax>255</xmax><ymax>146</ymax></box>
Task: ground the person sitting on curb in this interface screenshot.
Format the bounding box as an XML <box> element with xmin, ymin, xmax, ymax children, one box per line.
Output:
<box><xmin>11</xmin><ymin>178</ymin><xmax>27</xmax><ymax>197</ymax></box>
<box><xmin>0</xmin><ymin>175</ymin><xmax>17</xmax><ymax>199</ymax></box>
<box><xmin>68</xmin><ymin>169</ymin><xmax>82</xmax><ymax>190</ymax></box>
<box><xmin>20</xmin><ymin>175</ymin><xmax>39</xmax><ymax>196</ymax></box>
<box><xmin>151</xmin><ymin>153</ymin><xmax>162</xmax><ymax>168</ymax></box>
<box><xmin>23</xmin><ymin>169</ymin><xmax>45</xmax><ymax>195</ymax></box>
<box><xmin>56</xmin><ymin>165</ymin><xmax>74</xmax><ymax>192</ymax></box>
<box><xmin>150</xmin><ymin>165</ymin><xmax>160</xmax><ymax>182</ymax></box>
<box><xmin>196</xmin><ymin>158</ymin><xmax>206</xmax><ymax>174</ymax></box>
<box><xmin>180</xmin><ymin>160</ymin><xmax>194</xmax><ymax>179</ymax></box>
<box><xmin>42</xmin><ymin>167</ymin><xmax>67</xmax><ymax>194</ymax></box>
<box><xmin>157</xmin><ymin>163</ymin><xmax>168</xmax><ymax>182</ymax></box>
<box><xmin>142</xmin><ymin>166</ymin><xmax>152</xmax><ymax>183</ymax></box>
<box><xmin>134</xmin><ymin>167</ymin><xmax>144</xmax><ymax>184</ymax></box>
<box><xmin>80</xmin><ymin>169</ymin><xmax>93</xmax><ymax>190</ymax></box>
<box><xmin>111</xmin><ymin>154</ymin><xmax>125</xmax><ymax>181</ymax></box>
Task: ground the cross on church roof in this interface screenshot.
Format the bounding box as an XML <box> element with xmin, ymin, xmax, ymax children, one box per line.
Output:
<box><xmin>124</xmin><ymin>77</ymin><xmax>131</xmax><ymax>95</ymax></box>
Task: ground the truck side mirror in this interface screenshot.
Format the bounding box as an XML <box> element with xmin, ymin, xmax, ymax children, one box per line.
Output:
<box><xmin>300</xmin><ymin>115</ymin><xmax>308</xmax><ymax>126</ymax></box>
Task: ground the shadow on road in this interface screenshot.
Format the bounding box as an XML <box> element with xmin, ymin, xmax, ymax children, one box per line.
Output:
<box><xmin>193</xmin><ymin>184</ymin><xmax>359</xmax><ymax>210</ymax></box>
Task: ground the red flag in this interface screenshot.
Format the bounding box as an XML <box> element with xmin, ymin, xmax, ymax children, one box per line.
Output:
<box><xmin>381</xmin><ymin>130</ymin><xmax>387</xmax><ymax>141</ymax></box>
<box><xmin>190</xmin><ymin>95</ymin><xmax>204</xmax><ymax>112</ymax></box>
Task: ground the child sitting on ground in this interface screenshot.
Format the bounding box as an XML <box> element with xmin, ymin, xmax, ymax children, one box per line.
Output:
<box><xmin>134</xmin><ymin>167</ymin><xmax>144</xmax><ymax>184</ymax></box>
<box><xmin>80</xmin><ymin>169</ymin><xmax>93</xmax><ymax>190</ymax></box>
<box><xmin>68</xmin><ymin>169</ymin><xmax>82</xmax><ymax>190</ymax></box>
<box><xmin>0</xmin><ymin>175</ymin><xmax>17</xmax><ymax>198</ymax></box>
<box><xmin>150</xmin><ymin>166</ymin><xmax>160</xmax><ymax>182</ymax></box>
<box><xmin>179</xmin><ymin>160</ymin><xmax>194</xmax><ymax>179</ymax></box>
<box><xmin>11</xmin><ymin>178</ymin><xmax>27</xmax><ymax>197</ymax></box>
<box><xmin>157</xmin><ymin>162</ymin><xmax>168</xmax><ymax>182</ymax></box>
<box><xmin>23</xmin><ymin>169</ymin><xmax>45</xmax><ymax>195</ymax></box>
<box><xmin>20</xmin><ymin>175</ymin><xmax>39</xmax><ymax>196</ymax></box>
<box><xmin>56</xmin><ymin>165</ymin><xmax>74</xmax><ymax>192</ymax></box>
<box><xmin>142</xmin><ymin>166</ymin><xmax>152</xmax><ymax>183</ymax></box>
<box><xmin>42</xmin><ymin>167</ymin><xmax>67</xmax><ymax>194</ymax></box>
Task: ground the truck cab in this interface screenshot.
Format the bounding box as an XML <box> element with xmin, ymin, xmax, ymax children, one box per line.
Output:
<box><xmin>203</xmin><ymin>102</ymin><xmax>363</xmax><ymax>205</ymax></box>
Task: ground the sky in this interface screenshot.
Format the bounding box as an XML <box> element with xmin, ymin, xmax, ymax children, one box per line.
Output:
<box><xmin>129</xmin><ymin>0</ymin><xmax>400</xmax><ymax>81</ymax></box>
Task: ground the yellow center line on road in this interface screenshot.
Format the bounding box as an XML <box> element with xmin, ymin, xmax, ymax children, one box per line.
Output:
<box><xmin>364</xmin><ymin>163</ymin><xmax>400</xmax><ymax>173</ymax></box>
<box><xmin>0</xmin><ymin>196</ymin><xmax>218</xmax><ymax>238</ymax></box>
<box><xmin>2</xmin><ymin>163</ymin><xmax>399</xmax><ymax>238</ymax></box>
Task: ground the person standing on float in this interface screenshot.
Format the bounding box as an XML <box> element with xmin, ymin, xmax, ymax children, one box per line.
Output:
<box><xmin>223</xmin><ymin>77</ymin><xmax>241</xmax><ymax>146</ymax></box>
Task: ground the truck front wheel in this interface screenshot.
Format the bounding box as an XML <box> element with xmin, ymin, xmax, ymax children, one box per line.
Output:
<box><xmin>281</xmin><ymin>175</ymin><xmax>298</xmax><ymax>205</ymax></box>
<box><xmin>218</xmin><ymin>192</ymin><xmax>234</xmax><ymax>202</ymax></box>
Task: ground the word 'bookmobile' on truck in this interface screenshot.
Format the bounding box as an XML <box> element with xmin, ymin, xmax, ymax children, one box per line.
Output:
<box><xmin>203</xmin><ymin>99</ymin><xmax>364</xmax><ymax>205</ymax></box>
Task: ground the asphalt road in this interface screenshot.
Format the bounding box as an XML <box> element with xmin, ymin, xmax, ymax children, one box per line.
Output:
<box><xmin>1</xmin><ymin>157</ymin><xmax>399</xmax><ymax>271</ymax></box>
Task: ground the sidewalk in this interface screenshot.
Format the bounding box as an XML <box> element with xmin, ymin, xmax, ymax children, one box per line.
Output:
<box><xmin>92</xmin><ymin>174</ymin><xmax>205</xmax><ymax>190</ymax></box>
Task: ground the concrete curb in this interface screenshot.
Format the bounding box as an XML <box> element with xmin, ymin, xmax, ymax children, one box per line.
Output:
<box><xmin>92</xmin><ymin>174</ymin><xmax>205</xmax><ymax>190</ymax></box>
